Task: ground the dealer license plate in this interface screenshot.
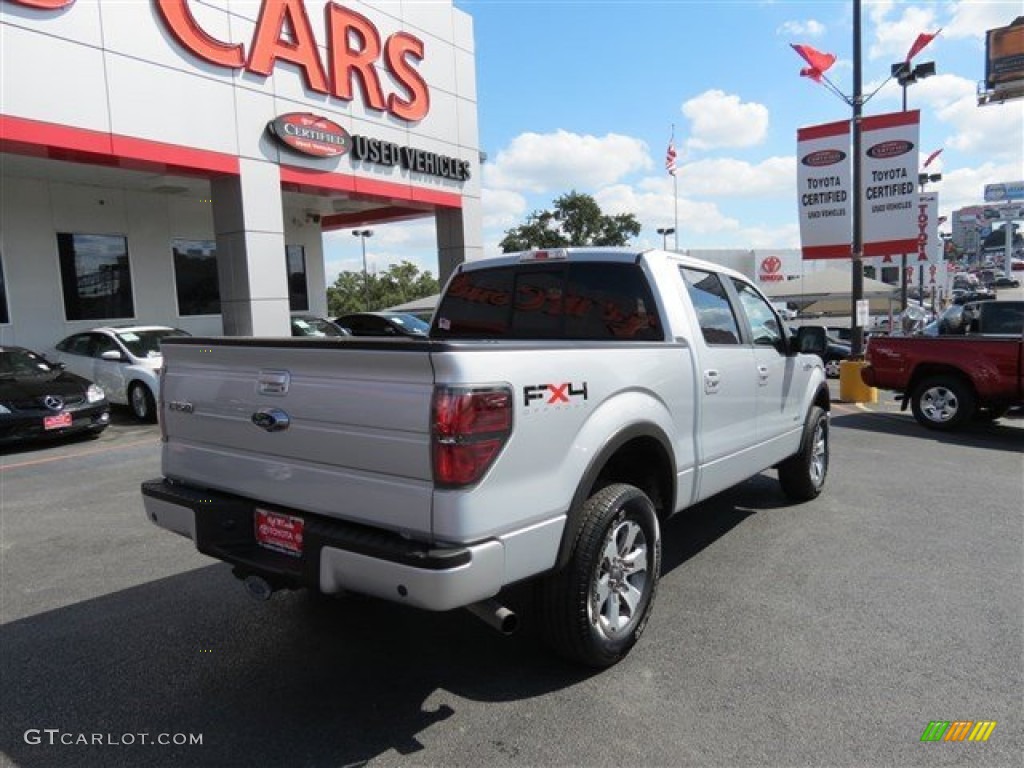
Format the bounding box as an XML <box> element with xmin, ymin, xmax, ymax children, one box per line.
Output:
<box><xmin>44</xmin><ymin>412</ymin><xmax>73</xmax><ymax>430</ymax></box>
<box><xmin>254</xmin><ymin>509</ymin><xmax>304</xmax><ymax>557</ymax></box>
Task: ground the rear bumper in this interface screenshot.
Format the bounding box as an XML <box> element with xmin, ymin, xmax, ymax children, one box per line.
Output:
<box><xmin>141</xmin><ymin>478</ymin><xmax>504</xmax><ymax>611</ymax></box>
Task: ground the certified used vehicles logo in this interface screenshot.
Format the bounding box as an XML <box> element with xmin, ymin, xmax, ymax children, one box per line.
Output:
<box><xmin>867</xmin><ymin>140</ymin><xmax>914</xmax><ymax>159</ymax></box>
<box><xmin>801</xmin><ymin>149</ymin><xmax>846</xmax><ymax>167</ymax></box>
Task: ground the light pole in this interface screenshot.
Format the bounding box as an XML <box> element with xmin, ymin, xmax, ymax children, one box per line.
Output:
<box><xmin>656</xmin><ymin>227</ymin><xmax>675</xmax><ymax>250</ymax></box>
<box><xmin>892</xmin><ymin>59</ymin><xmax>935</xmax><ymax>310</ymax></box>
<box><xmin>352</xmin><ymin>229</ymin><xmax>373</xmax><ymax>310</ymax></box>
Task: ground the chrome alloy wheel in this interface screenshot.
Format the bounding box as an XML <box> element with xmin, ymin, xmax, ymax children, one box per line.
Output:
<box><xmin>589</xmin><ymin>519</ymin><xmax>650</xmax><ymax>639</ymax></box>
<box><xmin>809</xmin><ymin>419</ymin><xmax>828</xmax><ymax>488</ymax></box>
<box><xmin>919</xmin><ymin>385</ymin><xmax>959</xmax><ymax>424</ymax></box>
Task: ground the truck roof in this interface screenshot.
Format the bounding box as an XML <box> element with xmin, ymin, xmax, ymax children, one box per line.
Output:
<box><xmin>458</xmin><ymin>247</ymin><xmax>751</xmax><ymax>284</ymax></box>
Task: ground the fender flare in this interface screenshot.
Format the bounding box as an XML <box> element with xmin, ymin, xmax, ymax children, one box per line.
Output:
<box><xmin>553</xmin><ymin>422</ymin><xmax>676</xmax><ymax>571</ymax></box>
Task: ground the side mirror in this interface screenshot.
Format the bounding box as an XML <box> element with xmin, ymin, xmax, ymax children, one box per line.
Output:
<box><xmin>795</xmin><ymin>325</ymin><xmax>827</xmax><ymax>357</ymax></box>
<box><xmin>100</xmin><ymin>349</ymin><xmax>125</xmax><ymax>361</ymax></box>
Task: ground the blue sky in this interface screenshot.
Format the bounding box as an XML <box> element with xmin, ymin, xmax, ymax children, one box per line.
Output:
<box><xmin>324</xmin><ymin>0</ymin><xmax>1024</xmax><ymax>281</ymax></box>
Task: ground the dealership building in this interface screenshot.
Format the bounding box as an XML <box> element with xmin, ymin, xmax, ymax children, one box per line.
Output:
<box><xmin>0</xmin><ymin>0</ymin><xmax>482</xmax><ymax>352</ymax></box>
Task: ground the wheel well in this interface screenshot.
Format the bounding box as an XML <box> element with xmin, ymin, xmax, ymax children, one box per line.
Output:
<box><xmin>555</xmin><ymin>433</ymin><xmax>674</xmax><ymax>570</ymax></box>
<box><xmin>908</xmin><ymin>365</ymin><xmax>976</xmax><ymax>399</ymax></box>
<box><xmin>813</xmin><ymin>383</ymin><xmax>830</xmax><ymax>413</ymax></box>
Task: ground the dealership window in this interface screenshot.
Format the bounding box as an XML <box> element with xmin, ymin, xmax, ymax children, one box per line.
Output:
<box><xmin>287</xmin><ymin>245</ymin><xmax>308</xmax><ymax>312</ymax></box>
<box><xmin>57</xmin><ymin>233</ymin><xmax>134</xmax><ymax>321</ymax></box>
<box><xmin>172</xmin><ymin>239</ymin><xmax>221</xmax><ymax>316</ymax></box>
<box><xmin>881</xmin><ymin>266</ymin><xmax>900</xmax><ymax>284</ymax></box>
<box><xmin>0</xmin><ymin>254</ymin><xmax>8</xmax><ymax>324</ymax></box>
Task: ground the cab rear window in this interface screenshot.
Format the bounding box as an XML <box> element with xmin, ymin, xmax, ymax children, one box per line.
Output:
<box><xmin>432</xmin><ymin>262</ymin><xmax>662</xmax><ymax>341</ymax></box>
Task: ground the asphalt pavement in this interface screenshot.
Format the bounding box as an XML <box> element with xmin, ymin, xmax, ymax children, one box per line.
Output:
<box><xmin>1</xmin><ymin>401</ymin><xmax>1021</xmax><ymax>768</ymax></box>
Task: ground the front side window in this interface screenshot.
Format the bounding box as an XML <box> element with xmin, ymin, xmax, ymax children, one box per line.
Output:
<box><xmin>57</xmin><ymin>233</ymin><xmax>134</xmax><ymax>321</ymax></box>
<box><xmin>173</xmin><ymin>239</ymin><xmax>220</xmax><ymax>316</ymax></box>
<box><xmin>732</xmin><ymin>279</ymin><xmax>783</xmax><ymax>347</ymax></box>
<box><xmin>679</xmin><ymin>267</ymin><xmax>741</xmax><ymax>345</ymax></box>
<box><xmin>287</xmin><ymin>245</ymin><xmax>308</xmax><ymax>312</ymax></box>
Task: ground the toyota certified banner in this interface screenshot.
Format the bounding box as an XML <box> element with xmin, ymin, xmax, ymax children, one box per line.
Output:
<box><xmin>797</xmin><ymin>119</ymin><xmax>852</xmax><ymax>259</ymax></box>
<box><xmin>861</xmin><ymin>110</ymin><xmax>920</xmax><ymax>257</ymax></box>
<box><xmin>911</xmin><ymin>191</ymin><xmax>948</xmax><ymax>296</ymax></box>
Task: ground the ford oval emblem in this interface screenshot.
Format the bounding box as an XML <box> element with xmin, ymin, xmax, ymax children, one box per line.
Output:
<box><xmin>252</xmin><ymin>408</ymin><xmax>291</xmax><ymax>432</ymax></box>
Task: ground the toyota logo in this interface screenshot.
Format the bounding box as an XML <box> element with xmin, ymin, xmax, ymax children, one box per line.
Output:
<box><xmin>761</xmin><ymin>256</ymin><xmax>782</xmax><ymax>274</ymax></box>
<box><xmin>43</xmin><ymin>395</ymin><xmax>65</xmax><ymax>411</ymax></box>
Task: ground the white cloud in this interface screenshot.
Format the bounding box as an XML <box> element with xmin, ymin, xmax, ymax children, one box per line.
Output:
<box><xmin>481</xmin><ymin>130</ymin><xmax>651</xmax><ymax>193</ymax></box>
<box><xmin>323</xmin><ymin>219</ymin><xmax>439</xmax><ymax>281</ymax></box>
<box><xmin>481</xmin><ymin>188</ymin><xmax>527</xmax><ymax>230</ymax></box>
<box><xmin>867</xmin><ymin>3</ymin><xmax>940</xmax><ymax>62</ymax></box>
<box><xmin>943</xmin><ymin>1</ymin><xmax>1014</xmax><ymax>40</ymax></box>
<box><xmin>777</xmin><ymin>19</ymin><xmax>826</xmax><ymax>38</ymax></box>
<box><xmin>681</xmin><ymin>90</ymin><xmax>769</xmax><ymax>151</ymax></box>
<box><xmin>595</xmin><ymin>183</ymin><xmax>741</xmax><ymax>236</ymax></box>
<box><xmin>938</xmin><ymin>162</ymin><xmax>1023</xmax><ymax>215</ymax></box>
<box><xmin>677</xmin><ymin>156</ymin><xmax>795</xmax><ymax>198</ymax></box>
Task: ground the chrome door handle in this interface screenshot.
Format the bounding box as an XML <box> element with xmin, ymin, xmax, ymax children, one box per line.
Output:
<box><xmin>757</xmin><ymin>365</ymin><xmax>769</xmax><ymax>385</ymax></box>
<box><xmin>704</xmin><ymin>369</ymin><xmax>720</xmax><ymax>395</ymax></box>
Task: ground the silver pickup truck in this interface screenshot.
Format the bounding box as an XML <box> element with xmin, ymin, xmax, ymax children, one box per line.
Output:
<box><xmin>142</xmin><ymin>247</ymin><xmax>830</xmax><ymax>667</ymax></box>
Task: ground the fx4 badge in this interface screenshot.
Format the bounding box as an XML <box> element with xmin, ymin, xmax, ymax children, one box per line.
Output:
<box><xmin>523</xmin><ymin>382</ymin><xmax>589</xmax><ymax>407</ymax></box>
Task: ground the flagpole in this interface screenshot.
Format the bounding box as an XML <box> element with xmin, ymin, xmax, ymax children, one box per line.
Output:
<box><xmin>673</xmin><ymin>170</ymin><xmax>679</xmax><ymax>250</ymax></box>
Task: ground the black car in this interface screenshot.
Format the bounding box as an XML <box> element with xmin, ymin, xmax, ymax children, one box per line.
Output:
<box><xmin>993</xmin><ymin>276</ymin><xmax>1021</xmax><ymax>289</ymax></box>
<box><xmin>0</xmin><ymin>346</ymin><xmax>110</xmax><ymax>445</ymax></box>
<box><xmin>290</xmin><ymin>315</ymin><xmax>350</xmax><ymax>338</ymax></box>
<box><xmin>333</xmin><ymin>311</ymin><xmax>430</xmax><ymax>338</ymax></box>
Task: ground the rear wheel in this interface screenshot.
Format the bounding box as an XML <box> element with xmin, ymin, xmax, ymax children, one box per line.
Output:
<box><xmin>538</xmin><ymin>483</ymin><xmax>661</xmax><ymax>668</ymax></box>
<box><xmin>128</xmin><ymin>382</ymin><xmax>156</xmax><ymax>423</ymax></box>
<box><xmin>910</xmin><ymin>375</ymin><xmax>974</xmax><ymax>430</ymax></box>
<box><xmin>778</xmin><ymin>406</ymin><xmax>829</xmax><ymax>501</ymax></box>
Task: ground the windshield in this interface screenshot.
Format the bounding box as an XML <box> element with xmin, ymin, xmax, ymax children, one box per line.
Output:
<box><xmin>115</xmin><ymin>329</ymin><xmax>190</xmax><ymax>358</ymax></box>
<box><xmin>388</xmin><ymin>313</ymin><xmax>430</xmax><ymax>335</ymax></box>
<box><xmin>0</xmin><ymin>347</ymin><xmax>59</xmax><ymax>378</ymax></box>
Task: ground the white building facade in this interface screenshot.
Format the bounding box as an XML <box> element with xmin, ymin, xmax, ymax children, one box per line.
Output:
<box><xmin>0</xmin><ymin>0</ymin><xmax>482</xmax><ymax>351</ymax></box>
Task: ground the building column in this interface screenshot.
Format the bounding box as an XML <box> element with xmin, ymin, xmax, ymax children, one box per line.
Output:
<box><xmin>211</xmin><ymin>159</ymin><xmax>290</xmax><ymax>336</ymax></box>
<box><xmin>436</xmin><ymin>196</ymin><xmax>483</xmax><ymax>286</ymax></box>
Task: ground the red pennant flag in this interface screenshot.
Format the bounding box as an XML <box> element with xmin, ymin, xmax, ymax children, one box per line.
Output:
<box><xmin>923</xmin><ymin>148</ymin><xmax>943</xmax><ymax>168</ymax></box>
<box><xmin>906</xmin><ymin>30</ymin><xmax>940</xmax><ymax>62</ymax></box>
<box><xmin>791</xmin><ymin>43</ymin><xmax>836</xmax><ymax>83</ymax></box>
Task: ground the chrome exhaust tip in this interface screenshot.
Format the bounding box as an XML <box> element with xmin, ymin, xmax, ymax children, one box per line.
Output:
<box><xmin>465</xmin><ymin>598</ymin><xmax>519</xmax><ymax>635</ymax></box>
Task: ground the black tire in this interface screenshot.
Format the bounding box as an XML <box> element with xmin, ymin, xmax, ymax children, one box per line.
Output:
<box><xmin>128</xmin><ymin>382</ymin><xmax>157</xmax><ymax>423</ymax></box>
<box><xmin>972</xmin><ymin>406</ymin><xmax>1009</xmax><ymax>423</ymax></box>
<box><xmin>910</xmin><ymin>375</ymin><xmax>975</xmax><ymax>431</ymax></box>
<box><xmin>778</xmin><ymin>406</ymin><xmax>829</xmax><ymax>501</ymax></box>
<box><xmin>538</xmin><ymin>483</ymin><xmax>661</xmax><ymax>668</ymax></box>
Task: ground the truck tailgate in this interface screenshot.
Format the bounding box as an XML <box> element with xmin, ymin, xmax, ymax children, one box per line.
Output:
<box><xmin>159</xmin><ymin>340</ymin><xmax>435</xmax><ymax>536</ymax></box>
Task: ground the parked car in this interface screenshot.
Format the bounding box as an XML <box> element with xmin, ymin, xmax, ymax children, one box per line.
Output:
<box><xmin>796</xmin><ymin>329</ymin><xmax>849</xmax><ymax>377</ymax></box>
<box><xmin>993</xmin><ymin>275</ymin><xmax>1021</xmax><ymax>289</ymax></box>
<box><xmin>0</xmin><ymin>345</ymin><xmax>109</xmax><ymax>445</ymax></box>
<box><xmin>51</xmin><ymin>325</ymin><xmax>190</xmax><ymax>422</ymax></box>
<box><xmin>333</xmin><ymin>311</ymin><xmax>430</xmax><ymax>338</ymax></box>
<box><xmin>290</xmin><ymin>315</ymin><xmax>350</xmax><ymax>338</ymax></box>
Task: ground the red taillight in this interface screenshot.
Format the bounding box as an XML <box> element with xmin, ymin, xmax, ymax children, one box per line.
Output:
<box><xmin>432</xmin><ymin>386</ymin><xmax>512</xmax><ymax>487</ymax></box>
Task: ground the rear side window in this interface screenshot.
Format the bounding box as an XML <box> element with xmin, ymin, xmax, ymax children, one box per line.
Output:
<box><xmin>679</xmin><ymin>267</ymin><xmax>742</xmax><ymax>345</ymax></box>
<box><xmin>433</xmin><ymin>262</ymin><xmax>662</xmax><ymax>341</ymax></box>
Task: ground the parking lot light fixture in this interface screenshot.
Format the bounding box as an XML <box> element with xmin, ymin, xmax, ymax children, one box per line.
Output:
<box><xmin>352</xmin><ymin>229</ymin><xmax>374</xmax><ymax>310</ymax></box>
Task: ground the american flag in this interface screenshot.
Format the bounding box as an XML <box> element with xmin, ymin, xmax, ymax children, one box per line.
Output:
<box><xmin>666</xmin><ymin>141</ymin><xmax>677</xmax><ymax>176</ymax></box>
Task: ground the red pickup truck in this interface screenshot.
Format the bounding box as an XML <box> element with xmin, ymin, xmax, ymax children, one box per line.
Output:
<box><xmin>861</xmin><ymin>301</ymin><xmax>1023</xmax><ymax>430</ymax></box>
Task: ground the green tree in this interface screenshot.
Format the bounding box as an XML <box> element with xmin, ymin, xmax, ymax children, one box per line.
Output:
<box><xmin>327</xmin><ymin>260</ymin><xmax>439</xmax><ymax>316</ymax></box>
<box><xmin>498</xmin><ymin>191</ymin><xmax>641</xmax><ymax>253</ymax></box>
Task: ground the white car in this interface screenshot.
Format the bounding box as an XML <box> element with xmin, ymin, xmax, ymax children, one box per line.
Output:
<box><xmin>52</xmin><ymin>326</ymin><xmax>190</xmax><ymax>422</ymax></box>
